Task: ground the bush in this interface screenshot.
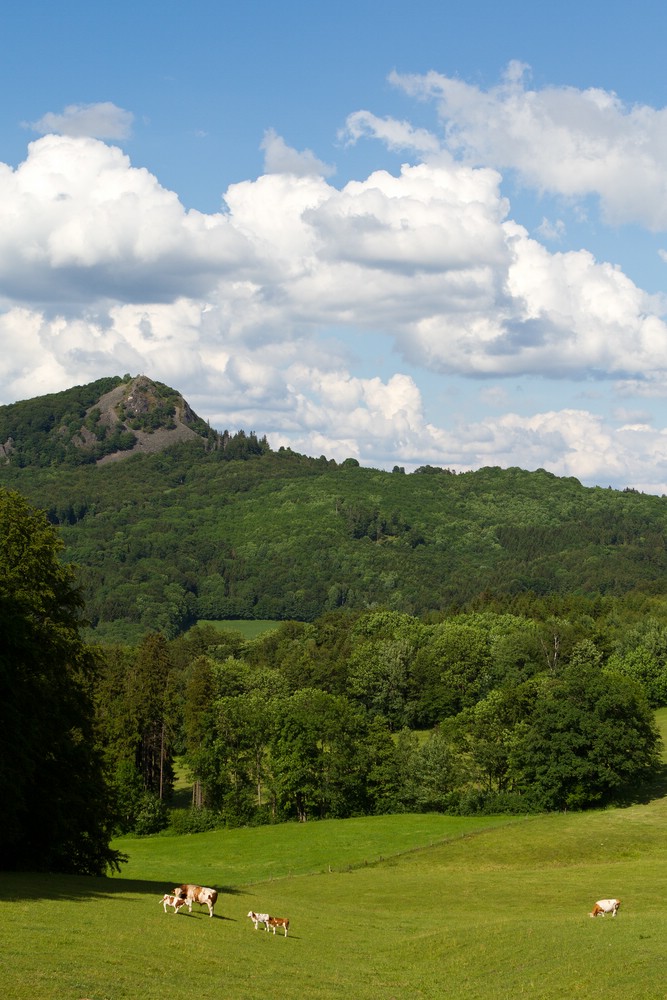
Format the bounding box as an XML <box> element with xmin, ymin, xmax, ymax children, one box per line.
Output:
<box><xmin>133</xmin><ymin>793</ymin><xmax>169</xmax><ymax>836</ymax></box>
<box><xmin>168</xmin><ymin>808</ymin><xmax>222</xmax><ymax>835</ymax></box>
<box><xmin>450</xmin><ymin>789</ymin><xmax>537</xmax><ymax>816</ymax></box>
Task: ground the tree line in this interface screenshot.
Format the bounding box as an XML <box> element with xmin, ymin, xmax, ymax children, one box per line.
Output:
<box><xmin>94</xmin><ymin>604</ymin><xmax>664</xmax><ymax>836</ymax></box>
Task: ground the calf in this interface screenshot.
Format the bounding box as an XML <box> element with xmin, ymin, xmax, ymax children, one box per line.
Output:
<box><xmin>173</xmin><ymin>884</ymin><xmax>218</xmax><ymax>918</ymax></box>
<box><xmin>589</xmin><ymin>898</ymin><xmax>621</xmax><ymax>917</ymax></box>
<box><xmin>160</xmin><ymin>893</ymin><xmax>188</xmax><ymax>914</ymax></box>
<box><xmin>247</xmin><ymin>910</ymin><xmax>270</xmax><ymax>931</ymax></box>
<box><xmin>267</xmin><ymin>916</ymin><xmax>290</xmax><ymax>937</ymax></box>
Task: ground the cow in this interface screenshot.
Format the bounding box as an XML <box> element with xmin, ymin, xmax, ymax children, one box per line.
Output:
<box><xmin>267</xmin><ymin>916</ymin><xmax>290</xmax><ymax>937</ymax></box>
<box><xmin>589</xmin><ymin>898</ymin><xmax>621</xmax><ymax>917</ymax></box>
<box><xmin>173</xmin><ymin>884</ymin><xmax>218</xmax><ymax>918</ymax></box>
<box><xmin>247</xmin><ymin>910</ymin><xmax>271</xmax><ymax>931</ymax></box>
<box><xmin>160</xmin><ymin>893</ymin><xmax>188</xmax><ymax>914</ymax></box>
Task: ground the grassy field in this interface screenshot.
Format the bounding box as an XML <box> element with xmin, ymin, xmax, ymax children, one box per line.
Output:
<box><xmin>3</xmin><ymin>711</ymin><xmax>667</xmax><ymax>1000</ymax></box>
<box><xmin>4</xmin><ymin>804</ymin><xmax>667</xmax><ymax>999</ymax></box>
<box><xmin>197</xmin><ymin>618</ymin><xmax>280</xmax><ymax>639</ymax></box>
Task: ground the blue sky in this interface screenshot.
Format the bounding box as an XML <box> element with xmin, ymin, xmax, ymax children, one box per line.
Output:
<box><xmin>3</xmin><ymin>1</ymin><xmax>667</xmax><ymax>491</ymax></box>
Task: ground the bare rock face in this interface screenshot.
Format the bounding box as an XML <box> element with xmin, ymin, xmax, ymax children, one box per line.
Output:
<box><xmin>93</xmin><ymin>376</ymin><xmax>205</xmax><ymax>464</ymax></box>
<box><xmin>0</xmin><ymin>435</ymin><xmax>14</xmax><ymax>463</ymax></box>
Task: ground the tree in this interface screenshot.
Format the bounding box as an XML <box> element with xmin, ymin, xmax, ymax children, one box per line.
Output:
<box><xmin>0</xmin><ymin>488</ymin><xmax>122</xmax><ymax>873</ymax></box>
<box><xmin>267</xmin><ymin>690</ymin><xmax>376</xmax><ymax>821</ymax></box>
<box><xmin>608</xmin><ymin>646</ymin><xmax>667</xmax><ymax>707</ymax></box>
<box><xmin>411</xmin><ymin>727</ymin><xmax>464</xmax><ymax>811</ymax></box>
<box><xmin>93</xmin><ymin>643</ymin><xmax>145</xmax><ymax>833</ymax></box>
<box><xmin>347</xmin><ymin>611</ymin><xmax>425</xmax><ymax>728</ymax></box>
<box><xmin>508</xmin><ymin>663</ymin><xmax>661</xmax><ymax>810</ymax></box>
<box><xmin>207</xmin><ymin>691</ymin><xmax>273</xmax><ymax>823</ymax></box>
<box><xmin>129</xmin><ymin>633</ymin><xmax>177</xmax><ymax>801</ymax></box>
<box><xmin>408</xmin><ymin>621</ymin><xmax>493</xmax><ymax>724</ymax></box>
<box><xmin>183</xmin><ymin>655</ymin><xmax>218</xmax><ymax>809</ymax></box>
<box><xmin>607</xmin><ymin>618</ymin><xmax>667</xmax><ymax>707</ymax></box>
<box><xmin>347</xmin><ymin>637</ymin><xmax>413</xmax><ymax>729</ymax></box>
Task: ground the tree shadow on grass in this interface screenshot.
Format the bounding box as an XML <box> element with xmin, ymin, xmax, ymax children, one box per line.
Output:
<box><xmin>612</xmin><ymin>761</ymin><xmax>667</xmax><ymax>808</ymax></box>
<box><xmin>0</xmin><ymin>873</ymin><xmax>246</xmax><ymax>904</ymax></box>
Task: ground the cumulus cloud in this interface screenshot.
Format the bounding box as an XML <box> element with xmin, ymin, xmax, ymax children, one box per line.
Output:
<box><xmin>261</xmin><ymin>128</ymin><xmax>335</xmax><ymax>177</ymax></box>
<box><xmin>5</xmin><ymin>132</ymin><xmax>665</xmax><ymax>384</ymax></box>
<box><xmin>387</xmin><ymin>62</ymin><xmax>667</xmax><ymax>230</ymax></box>
<box><xmin>26</xmin><ymin>102</ymin><xmax>134</xmax><ymax>140</ymax></box>
<box><xmin>0</xmin><ymin>134</ymin><xmax>250</xmax><ymax>304</ymax></box>
<box><xmin>3</xmin><ymin>117</ymin><xmax>667</xmax><ymax>490</ymax></box>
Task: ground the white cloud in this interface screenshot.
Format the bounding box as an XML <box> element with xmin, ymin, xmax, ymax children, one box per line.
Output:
<box><xmin>5</xmin><ymin>133</ymin><xmax>665</xmax><ymax>387</ymax></box>
<box><xmin>536</xmin><ymin>217</ymin><xmax>566</xmax><ymax>242</ymax></box>
<box><xmin>0</xmin><ymin>134</ymin><xmax>250</xmax><ymax>303</ymax></box>
<box><xmin>261</xmin><ymin>128</ymin><xmax>335</xmax><ymax>178</ymax></box>
<box><xmin>341</xmin><ymin>110</ymin><xmax>441</xmax><ymax>155</ymax></box>
<box><xmin>26</xmin><ymin>102</ymin><xmax>134</xmax><ymax>140</ymax></box>
<box><xmin>389</xmin><ymin>62</ymin><xmax>667</xmax><ymax>230</ymax></box>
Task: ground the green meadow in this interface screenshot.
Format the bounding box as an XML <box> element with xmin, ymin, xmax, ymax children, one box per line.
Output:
<box><xmin>4</xmin><ymin>711</ymin><xmax>667</xmax><ymax>1000</ymax></box>
<box><xmin>4</xmin><ymin>807</ymin><xmax>667</xmax><ymax>999</ymax></box>
<box><xmin>197</xmin><ymin>619</ymin><xmax>280</xmax><ymax>640</ymax></box>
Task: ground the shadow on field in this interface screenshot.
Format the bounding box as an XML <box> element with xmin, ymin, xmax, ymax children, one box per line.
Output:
<box><xmin>615</xmin><ymin>761</ymin><xmax>667</xmax><ymax>807</ymax></box>
<box><xmin>0</xmin><ymin>874</ymin><xmax>244</xmax><ymax>905</ymax></box>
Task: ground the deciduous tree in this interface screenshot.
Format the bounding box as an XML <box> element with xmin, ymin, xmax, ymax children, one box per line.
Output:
<box><xmin>508</xmin><ymin>664</ymin><xmax>660</xmax><ymax>810</ymax></box>
<box><xmin>0</xmin><ymin>488</ymin><xmax>122</xmax><ymax>873</ymax></box>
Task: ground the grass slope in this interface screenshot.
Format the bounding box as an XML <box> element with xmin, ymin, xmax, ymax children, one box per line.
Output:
<box><xmin>111</xmin><ymin>813</ymin><xmax>522</xmax><ymax>884</ymax></box>
<box><xmin>3</xmin><ymin>802</ymin><xmax>667</xmax><ymax>1000</ymax></box>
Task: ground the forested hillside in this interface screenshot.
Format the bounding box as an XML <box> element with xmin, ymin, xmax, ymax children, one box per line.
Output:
<box><xmin>2</xmin><ymin>377</ymin><xmax>667</xmax><ymax>641</ymax></box>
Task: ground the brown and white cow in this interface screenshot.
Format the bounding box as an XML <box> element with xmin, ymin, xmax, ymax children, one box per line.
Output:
<box><xmin>589</xmin><ymin>898</ymin><xmax>621</xmax><ymax>917</ymax></box>
<box><xmin>267</xmin><ymin>916</ymin><xmax>289</xmax><ymax>937</ymax></box>
<box><xmin>160</xmin><ymin>893</ymin><xmax>188</xmax><ymax>914</ymax></box>
<box><xmin>173</xmin><ymin>884</ymin><xmax>218</xmax><ymax>918</ymax></box>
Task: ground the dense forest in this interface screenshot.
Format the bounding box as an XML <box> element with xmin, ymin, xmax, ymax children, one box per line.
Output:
<box><xmin>4</xmin><ymin>378</ymin><xmax>667</xmax><ymax>869</ymax></box>
<box><xmin>95</xmin><ymin>606</ymin><xmax>663</xmax><ymax>834</ymax></box>
<box><xmin>5</xmin><ymin>486</ymin><xmax>662</xmax><ymax>862</ymax></box>
<box><xmin>2</xmin><ymin>377</ymin><xmax>667</xmax><ymax>643</ymax></box>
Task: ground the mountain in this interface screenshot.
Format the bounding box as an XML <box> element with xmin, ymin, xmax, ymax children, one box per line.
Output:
<box><xmin>0</xmin><ymin>374</ymin><xmax>221</xmax><ymax>467</ymax></box>
<box><xmin>2</xmin><ymin>376</ymin><xmax>667</xmax><ymax>643</ymax></box>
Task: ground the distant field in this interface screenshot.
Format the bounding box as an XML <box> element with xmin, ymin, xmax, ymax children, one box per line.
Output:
<box><xmin>197</xmin><ymin>618</ymin><xmax>280</xmax><ymax>639</ymax></box>
<box><xmin>111</xmin><ymin>812</ymin><xmax>522</xmax><ymax>884</ymax></box>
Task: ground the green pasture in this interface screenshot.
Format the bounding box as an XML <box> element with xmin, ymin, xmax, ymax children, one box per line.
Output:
<box><xmin>111</xmin><ymin>812</ymin><xmax>522</xmax><ymax>884</ymax></box>
<box><xmin>197</xmin><ymin>618</ymin><xmax>280</xmax><ymax>640</ymax></box>
<box><xmin>4</xmin><ymin>801</ymin><xmax>667</xmax><ymax>1000</ymax></box>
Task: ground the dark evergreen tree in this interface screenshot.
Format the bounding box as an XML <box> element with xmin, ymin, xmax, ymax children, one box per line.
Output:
<box><xmin>183</xmin><ymin>655</ymin><xmax>218</xmax><ymax>809</ymax></box>
<box><xmin>129</xmin><ymin>633</ymin><xmax>176</xmax><ymax>800</ymax></box>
